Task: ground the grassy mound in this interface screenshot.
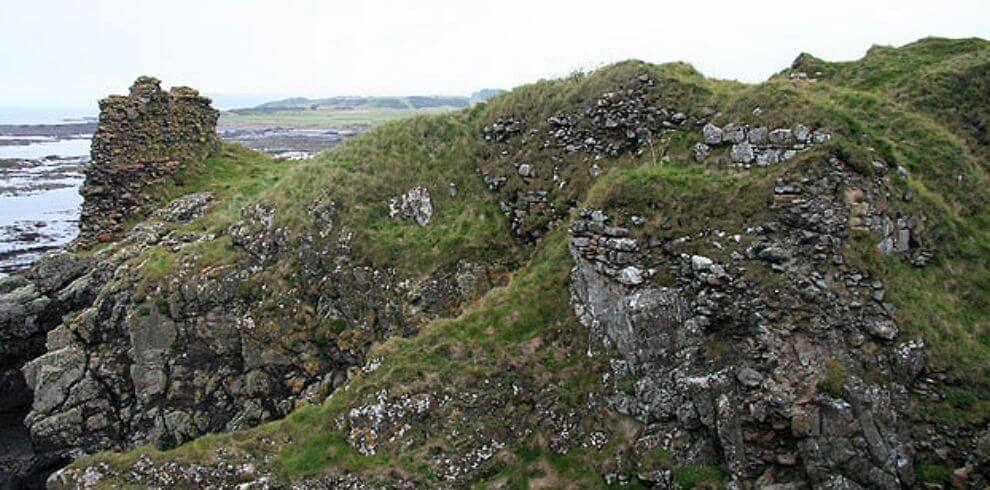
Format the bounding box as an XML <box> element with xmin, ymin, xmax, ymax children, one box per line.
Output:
<box><xmin>72</xmin><ymin>37</ymin><xmax>990</xmax><ymax>487</ymax></box>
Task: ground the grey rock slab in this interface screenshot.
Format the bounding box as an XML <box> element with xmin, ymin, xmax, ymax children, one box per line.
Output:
<box><xmin>769</xmin><ymin>129</ymin><xmax>793</xmax><ymax>145</ymax></box>
<box><xmin>722</xmin><ymin>123</ymin><xmax>746</xmax><ymax>144</ymax></box>
<box><xmin>703</xmin><ymin>123</ymin><xmax>723</xmax><ymax>145</ymax></box>
<box><xmin>748</xmin><ymin>127</ymin><xmax>768</xmax><ymax>145</ymax></box>
<box><xmin>22</xmin><ymin>345</ymin><xmax>86</xmax><ymax>414</ymax></box>
<box><xmin>731</xmin><ymin>142</ymin><xmax>755</xmax><ymax>164</ymax></box>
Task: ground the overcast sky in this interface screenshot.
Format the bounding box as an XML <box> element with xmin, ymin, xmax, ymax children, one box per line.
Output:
<box><xmin>2</xmin><ymin>0</ymin><xmax>988</xmax><ymax>109</ymax></box>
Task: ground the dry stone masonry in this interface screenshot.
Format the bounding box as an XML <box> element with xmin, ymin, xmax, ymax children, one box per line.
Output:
<box><xmin>570</xmin><ymin>210</ymin><xmax>647</xmax><ymax>286</ymax></box>
<box><xmin>544</xmin><ymin>75</ymin><xmax>687</xmax><ymax>157</ymax></box>
<box><xmin>695</xmin><ymin>122</ymin><xmax>830</xmax><ymax>167</ymax></box>
<box><xmin>78</xmin><ymin>76</ymin><xmax>219</xmax><ymax>245</ymax></box>
<box><xmin>480</xmin><ymin>74</ymin><xmax>693</xmax><ymax>242</ymax></box>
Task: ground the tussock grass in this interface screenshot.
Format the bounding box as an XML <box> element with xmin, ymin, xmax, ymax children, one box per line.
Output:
<box><xmin>69</xmin><ymin>37</ymin><xmax>990</xmax><ymax>484</ymax></box>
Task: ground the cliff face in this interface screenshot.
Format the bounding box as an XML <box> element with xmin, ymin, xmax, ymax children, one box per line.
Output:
<box><xmin>0</xmin><ymin>77</ymin><xmax>220</xmax><ymax>487</ymax></box>
<box><xmin>3</xmin><ymin>75</ymin><xmax>515</xmax><ymax>486</ymax></box>
<box><xmin>78</xmin><ymin>76</ymin><xmax>219</xmax><ymax>245</ymax></box>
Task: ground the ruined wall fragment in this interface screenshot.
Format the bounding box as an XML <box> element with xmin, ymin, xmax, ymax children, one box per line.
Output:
<box><xmin>77</xmin><ymin>76</ymin><xmax>219</xmax><ymax>244</ymax></box>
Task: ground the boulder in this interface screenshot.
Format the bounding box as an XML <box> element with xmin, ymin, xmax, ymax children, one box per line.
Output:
<box><xmin>399</xmin><ymin>187</ymin><xmax>433</xmax><ymax>226</ymax></box>
<box><xmin>731</xmin><ymin>142</ymin><xmax>755</xmax><ymax>164</ymax></box>
<box><xmin>703</xmin><ymin>123</ymin><xmax>723</xmax><ymax>145</ymax></box>
<box><xmin>722</xmin><ymin>123</ymin><xmax>746</xmax><ymax>144</ymax></box>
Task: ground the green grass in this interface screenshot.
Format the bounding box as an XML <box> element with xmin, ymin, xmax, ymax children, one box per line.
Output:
<box><xmin>583</xmin><ymin>161</ymin><xmax>777</xmax><ymax>240</ymax></box>
<box><xmin>818</xmin><ymin>358</ymin><xmax>848</xmax><ymax>399</ymax></box>
<box><xmin>252</xmin><ymin>111</ymin><xmax>520</xmax><ymax>276</ymax></box>
<box><xmin>675</xmin><ymin>464</ymin><xmax>724</xmax><ymax>489</ymax></box>
<box><xmin>63</xmin><ymin>37</ymin><xmax>990</xmax><ymax>486</ymax></box>
<box><xmin>915</xmin><ymin>462</ymin><xmax>954</xmax><ymax>486</ymax></box>
<box><xmin>219</xmin><ymin>106</ymin><xmax>460</xmax><ymax>129</ymax></box>
<box><xmin>161</xmin><ymin>143</ymin><xmax>299</xmax><ymax>234</ymax></box>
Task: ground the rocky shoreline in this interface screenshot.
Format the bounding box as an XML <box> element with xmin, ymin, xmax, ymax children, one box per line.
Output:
<box><xmin>0</xmin><ymin>124</ymin><xmax>96</xmax><ymax>141</ymax></box>
<box><xmin>217</xmin><ymin>125</ymin><xmax>361</xmax><ymax>160</ymax></box>
<box><xmin>0</xmin><ymin>121</ymin><xmax>359</xmax><ymax>274</ymax></box>
<box><xmin>0</xmin><ymin>142</ymin><xmax>89</xmax><ymax>273</ymax></box>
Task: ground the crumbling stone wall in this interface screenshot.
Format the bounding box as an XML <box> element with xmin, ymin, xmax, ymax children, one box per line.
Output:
<box><xmin>78</xmin><ymin>76</ymin><xmax>219</xmax><ymax>244</ymax></box>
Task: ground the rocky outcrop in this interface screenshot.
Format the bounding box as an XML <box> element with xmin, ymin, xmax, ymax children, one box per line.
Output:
<box><xmin>0</xmin><ymin>253</ymin><xmax>100</xmax><ymax>487</ymax></box>
<box><xmin>21</xmin><ymin>190</ymin><xmax>508</xmax><ymax>464</ymax></box>
<box><xmin>568</xmin><ymin>157</ymin><xmax>924</xmax><ymax>488</ymax></box>
<box><xmin>77</xmin><ymin>76</ymin><xmax>219</xmax><ymax>245</ymax></box>
<box><xmin>151</xmin><ymin>192</ymin><xmax>214</xmax><ymax>223</ymax></box>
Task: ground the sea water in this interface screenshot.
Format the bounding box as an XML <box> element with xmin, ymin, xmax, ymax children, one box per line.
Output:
<box><xmin>0</xmin><ymin>132</ymin><xmax>90</xmax><ymax>271</ymax></box>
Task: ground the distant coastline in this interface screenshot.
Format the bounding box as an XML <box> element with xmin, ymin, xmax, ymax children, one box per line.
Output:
<box><xmin>0</xmin><ymin>107</ymin><xmax>97</xmax><ymax>125</ymax></box>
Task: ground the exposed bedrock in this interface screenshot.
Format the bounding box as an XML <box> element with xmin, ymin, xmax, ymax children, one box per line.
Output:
<box><xmin>568</xmin><ymin>159</ymin><xmax>924</xmax><ymax>488</ymax></box>
<box><xmin>20</xmin><ymin>196</ymin><xmax>510</xmax><ymax>472</ymax></box>
<box><xmin>0</xmin><ymin>252</ymin><xmax>101</xmax><ymax>488</ymax></box>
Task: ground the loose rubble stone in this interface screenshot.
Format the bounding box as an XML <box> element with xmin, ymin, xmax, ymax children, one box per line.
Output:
<box><xmin>691</xmin><ymin>255</ymin><xmax>714</xmax><ymax>271</ymax></box>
